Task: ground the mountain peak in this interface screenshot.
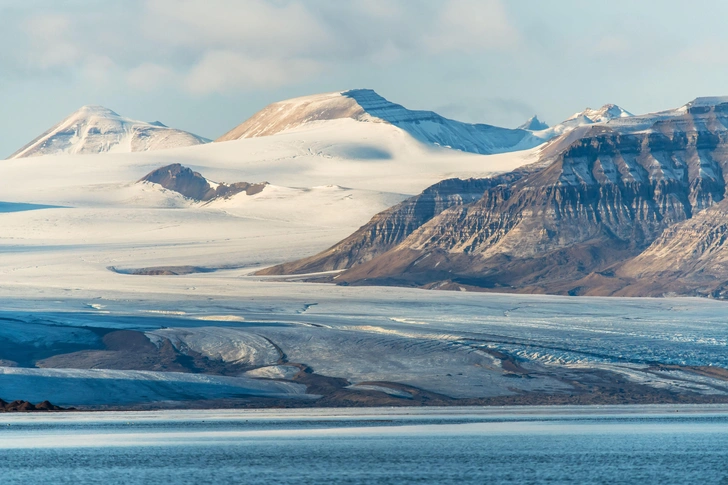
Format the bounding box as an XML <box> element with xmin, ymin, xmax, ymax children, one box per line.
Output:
<box><xmin>139</xmin><ymin>163</ymin><xmax>268</xmax><ymax>202</ymax></box>
<box><xmin>518</xmin><ymin>115</ymin><xmax>549</xmax><ymax>131</ymax></box>
<box><xmin>75</xmin><ymin>105</ymin><xmax>119</xmax><ymax>116</ymax></box>
<box><xmin>217</xmin><ymin>89</ymin><xmax>541</xmax><ymax>155</ymax></box>
<box><xmin>686</xmin><ymin>96</ymin><xmax>728</xmax><ymax>107</ymax></box>
<box><xmin>567</xmin><ymin>104</ymin><xmax>633</xmax><ymax>124</ymax></box>
<box><xmin>8</xmin><ymin>107</ymin><xmax>209</xmax><ymax>159</ymax></box>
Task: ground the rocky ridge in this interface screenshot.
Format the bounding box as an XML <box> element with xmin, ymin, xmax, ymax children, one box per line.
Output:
<box><xmin>139</xmin><ymin>163</ymin><xmax>268</xmax><ymax>202</ymax></box>
<box><xmin>0</xmin><ymin>399</ymin><xmax>65</xmax><ymax>412</ymax></box>
<box><xmin>260</xmin><ymin>97</ymin><xmax>728</xmax><ymax>298</ymax></box>
<box><xmin>217</xmin><ymin>89</ymin><xmax>543</xmax><ymax>155</ymax></box>
<box><xmin>518</xmin><ymin>115</ymin><xmax>549</xmax><ymax>131</ymax></box>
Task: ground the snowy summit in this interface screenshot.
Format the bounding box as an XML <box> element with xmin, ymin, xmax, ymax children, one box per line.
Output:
<box><xmin>518</xmin><ymin>115</ymin><xmax>549</xmax><ymax>131</ymax></box>
<box><xmin>217</xmin><ymin>89</ymin><xmax>544</xmax><ymax>155</ymax></box>
<box><xmin>565</xmin><ymin>104</ymin><xmax>633</xmax><ymax>124</ymax></box>
<box><xmin>8</xmin><ymin>105</ymin><xmax>209</xmax><ymax>159</ymax></box>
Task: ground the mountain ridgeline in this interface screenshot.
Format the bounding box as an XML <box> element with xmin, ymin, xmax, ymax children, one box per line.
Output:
<box><xmin>217</xmin><ymin>89</ymin><xmax>544</xmax><ymax>155</ymax></box>
<box><xmin>260</xmin><ymin>97</ymin><xmax>728</xmax><ymax>298</ymax></box>
<box><xmin>9</xmin><ymin>89</ymin><xmax>634</xmax><ymax>160</ymax></box>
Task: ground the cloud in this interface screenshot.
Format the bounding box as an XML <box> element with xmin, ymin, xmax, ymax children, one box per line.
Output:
<box><xmin>0</xmin><ymin>0</ymin><xmax>521</xmax><ymax>94</ymax></box>
<box><xmin>20</xmin><ymin>13</ymin><xmax>82</xmax><ymax>69</ymax></box>
<box><xmin>80</xmin><ymin>55</ymin><xmax>118</xmax><ymax>85</ymax></box>
<box><xmin>126</xmin><ymin>63</ymin><xmax>175</xmax><ymax>91</ymax></box>
<box><xmin>140</xmin><ymin>0</ymin><xmax>333</xmax><ymax>57</ymax></box>
<box><xmin>183</xmin><ymin>51</ymin><xmax>320</xmax><ymax>94</ymax></box>
<box><xmin>424</xmin><ymin>0</ymin><xmax>520</xmax><ymax>54</ymax></box>
<box><xmin>437</xmin><ymin>97</ymin><xmax>538</xmax><ymax>127</ymax></box>
<box><xmin>593</xmin><ymin>36</ymin><xmax>631</xmax><ymax>57</ymax></box>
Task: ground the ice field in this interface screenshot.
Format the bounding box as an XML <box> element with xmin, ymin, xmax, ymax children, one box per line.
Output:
<box><xmin>1</xmin><ymin>110</ymin><xmax>727</xmax><ymax>407</ymax></box>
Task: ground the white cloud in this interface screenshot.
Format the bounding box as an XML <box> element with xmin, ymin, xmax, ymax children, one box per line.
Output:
<box><xmin>21</xmin><ymin>13</ymin><xmax>82</xmax><ymax>69</ymax></box>
<box><xmin>126</xmin><ymin>63</ymin><xmax>175</xmax><ymax>91</ymax></box>
<box><xmin>183</xmin><ymin>50</ymin><xmax>320</xmax><ymax>94</ymax></box>
<box><xmin>80</xmin><ymin>55</ymin><xmax>117</xmax><ymax>84</ymax></box>
<box><xmin>1</xmin><ymin>0</ymin><xmax>521</xmax><ymax>94</ymax></box>
<box><xmin>593</xmin><ymin>36</ymin><xmax>631</xmax><ymax>57</ymax></box>
<box><xmin>424</xmin><ymin>0</ymin><xmax>520</xmax><ymax>54</ymax></box>
<box><xmin>141</xmin><ymin>0</ymin><xmax>332</xmax><ymax>56</ymax></box>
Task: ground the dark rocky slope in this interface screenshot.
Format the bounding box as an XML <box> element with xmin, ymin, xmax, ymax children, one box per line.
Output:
<box><xmin>258</xmin><ymin>172</ymin><xmax>524</xmax><ymax>275</ymax></box>
<box><xmin>260</xmin><ymin>98</ymin><xmax>728</xmax><ymax>297</ymax></box>
<box><xmin>0</xmin><ymin>399</ymin><xmax>65</xmax><ymax>412</ymax></box>
<box><xmin>140</xmin><ymin>163</ymin><xmax>267</xmax><ymax>202</ymax></box>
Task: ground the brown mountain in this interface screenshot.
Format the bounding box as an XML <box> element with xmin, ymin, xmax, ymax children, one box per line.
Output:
<box><xmin>259</xmin><ymin>97</ymin><xmax>728</xmax><ymax>298</ymax></box>
<box><xmin>258</xmin><ymin>173</ymin><xmax>524</xmax><ymax>276</ymax></box>
<box><xmin>139</xmin><ymin>163</ymin><xmax>267</xmax><ymax>202</ymax></box>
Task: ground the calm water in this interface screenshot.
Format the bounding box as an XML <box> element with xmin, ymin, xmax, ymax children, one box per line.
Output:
<box><xmin>3</xmin><ymin>406</ymin><xmax>728</xmax><ymax>484</ymax></box>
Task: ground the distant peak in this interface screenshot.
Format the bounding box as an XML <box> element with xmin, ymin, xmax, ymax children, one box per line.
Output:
<box><xmin>685</xmin><ymin>96</ymin><xmax>728</xmax><ymax>108</ymax></box>
<box><xmin>341</xmin><ymin>88</ymin><xmax>380</xmax><ymax>98</ymax></box>
<box><xmin>567</xmin><ymin>104</ymin><xmax>633</xmax><ymax>124</ymax></box>
<box><xmin>518</xmin><ymin>115</ymin><xmax>549</xmax><ymax>131</ymax></box>
<box><xmin>75</xmin><ymin>105</ymin><xmax>120</xmax><ymax>117</ymax></box>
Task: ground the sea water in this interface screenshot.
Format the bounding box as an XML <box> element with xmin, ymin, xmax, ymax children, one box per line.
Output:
<box><xmin>2</xmin><ymin>406</ymin><xmax>728</xmax><ymax>484</ymax></box>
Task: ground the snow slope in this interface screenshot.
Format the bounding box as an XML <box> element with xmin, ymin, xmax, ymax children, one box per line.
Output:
<box><xmin>0</xmin><ymin>93</ymin><xmax>547</xmax><ymax>407</ymax></box>
<box><xmin>0</xmin><ymin>113</ymin><xmax>538</xmax><ymax>300</ymax></box>
<box><xmin>524</xmin><ymin>103</ymin><xmax>634</xmax><ymax>140</ymax></box>
<box><xmin>3</xmin><ymin>94</ymin><xmax>728</xmax><ymax>407</ymax></box>
<box><xmin>8</xmin><ymin>106</ymin><xmax>209</xmax><ymax>159</ymax></box>
<box><xmin>218</xmin><ymin>89</ymin><xmax>543</xmax><ymax>155</ymax></box>
<box><xmin>565</xmin><ymin>104</ymin><xmax>633</xmax><ymax>123</ymax></box>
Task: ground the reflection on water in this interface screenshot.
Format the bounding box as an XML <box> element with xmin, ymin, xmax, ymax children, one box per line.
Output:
<box><xmin>3</xmin><ymin>407</ymin><xmax>728</xmax><ymax>484</ymax></box>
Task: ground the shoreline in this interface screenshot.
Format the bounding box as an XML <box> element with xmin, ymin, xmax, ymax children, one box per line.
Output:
<box><xmin>5</xmin><ymin>403</ymin><xmax>728</xmax><ymax>421</ymax></box>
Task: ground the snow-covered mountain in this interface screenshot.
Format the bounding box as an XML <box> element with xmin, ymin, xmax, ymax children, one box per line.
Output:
<box><xmin>521</xmin><ymin>103</ymin><xmax>634</xmax><ymax>140</ymax></box>
<box><xmin>5</xmin><ymin>92</ymin><xmax>728</xmax><ymax>409</ymax></box>
<box><xmin>217</xmin><ymin>89</ymin><xmax>543</xmax><ymax>155</ymax></box>
<box><xmin>565</xmin><ymin>104</ymin><xmax>633</xmax><ymax>124</ymax></box>
<box><xmin>8</xmin><ymin>106</ymin><xmax>209</xmax><ymax>159</ymax></box>
<box><xmin>518</xmin><ymin>115</ymin><xmax>549</xmax><ymax>131</ymax></box>
<box><xmin>262</xmin><ymin>95</ymin><xmax>728</xmax><ymax>299</ymax></box>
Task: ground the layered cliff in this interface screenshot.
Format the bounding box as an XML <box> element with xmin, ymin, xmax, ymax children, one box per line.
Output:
<box><xmin>262</xmin><ymin>97</ymin><xmax>728</xmax><ymax>297</ymax></box>
<box><xmin>258</xmin><ymin>173</ymin><xmax>523</xmax><ymax>275</ymax></box>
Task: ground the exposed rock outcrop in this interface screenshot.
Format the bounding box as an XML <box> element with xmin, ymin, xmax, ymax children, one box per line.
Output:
<box><xmin>139</xmin><ymin>163</ymin><xmax>267</xmax><ymax>202</ymax></box>
<box><xmin>261</xmin><ymin>97</ymin><xmax>728</xmax><ymax>297</ymax></box>
<box><xmin>0</xmin><ymin>399</ymin><xmax>65</xmax><ymax>412</ymax></box>
<box><xmin>258</xmin><ymin>172</ymin><xmax>524</xmax><ymax>275</ymax></box>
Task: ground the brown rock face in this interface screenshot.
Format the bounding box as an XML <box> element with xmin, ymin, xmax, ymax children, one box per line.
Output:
<box><xmin>257</xmin><ymin>173</ymin><xmax>524</xmax><ymax>275</ymax></box>
<box><xmin>139</xmin><ymin>163</ymin><xmax>267</xmax><ymax>202</ymax></box>
<box><xmin>262</xmin><ymin>99</ymin><xmax>728</xmax><ymax>297</ymax></box>
<box><xmin>0</xmin><ymin>399</ymin><xmax>65</xmax><ymax>412</ymax></box>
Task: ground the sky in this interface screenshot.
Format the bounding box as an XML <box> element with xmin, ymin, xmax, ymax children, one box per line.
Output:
<box><xmin>2</xmin><ymin>0</ymin><xmax>728</xmax><ymax>157</ymax></box>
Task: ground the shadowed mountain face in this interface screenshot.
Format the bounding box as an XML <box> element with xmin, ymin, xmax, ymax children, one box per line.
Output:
<box><xmin>260</xmin><ymin>98</ymin><xmax>728</xmax><ymax>298</ymax></box>
<box><xmin>518</xmin><ymin>116</ymin><xmax>549</xmax><ymax>131</ymax></box>
<box><xmin>258</xmin><ymin>173</ymin><xmax>525</xmax><ymax>276</ymax></box>
<box><xmin>217</xmin><ymin>89</ymin><xmax>542</xmax><ymax>155</ymax></box>
<box><xmin>140</xmin><ymin>164</ymin><xmax>267</xmax><ymax>202</ymax></box>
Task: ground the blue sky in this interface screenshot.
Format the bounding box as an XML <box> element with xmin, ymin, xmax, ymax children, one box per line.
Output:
<box><xmin>1</xmin><ymin>0</ymin><xmax>728</xmax><ymax>157</ymax></box>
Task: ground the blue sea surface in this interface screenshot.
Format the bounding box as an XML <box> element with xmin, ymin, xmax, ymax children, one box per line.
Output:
<box><xmin>2</xmin><ymin>407</ymin><xmax>728</xmax><ymax>484</ymax></box>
